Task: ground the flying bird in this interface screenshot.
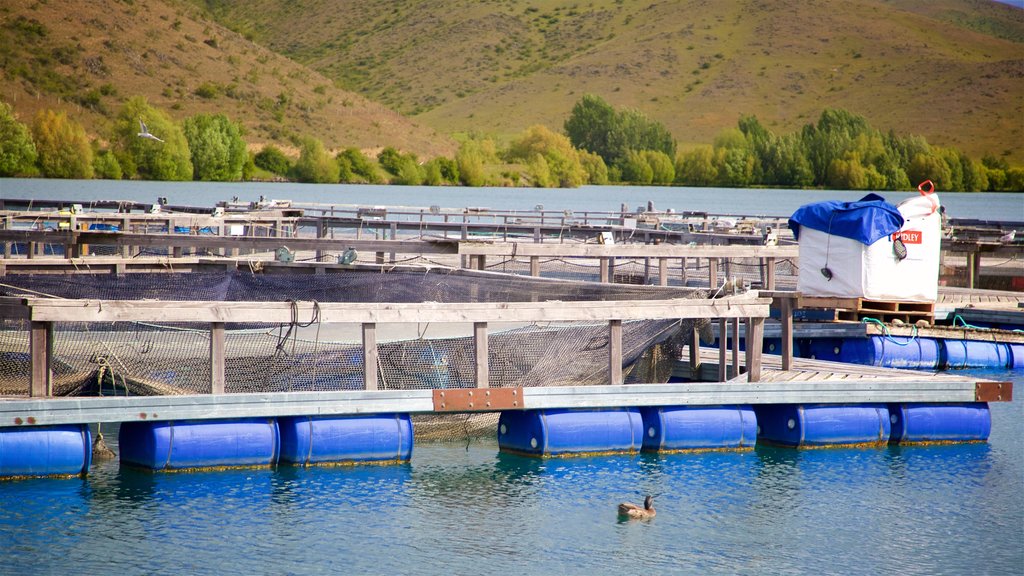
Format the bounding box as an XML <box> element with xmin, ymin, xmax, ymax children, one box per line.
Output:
<box><xmin>999</xmin><ymin>230</ymin><xmax>1016</xmax><ymax>244</ymax></box>
<box><xmin>137</xmin><ymin>118</ymin><xmax>164</xmax><ymax>142</ymax></box>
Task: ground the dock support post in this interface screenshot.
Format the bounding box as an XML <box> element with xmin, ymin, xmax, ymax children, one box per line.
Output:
<box><xmin>599</xmin><ymin>257</ymin><xmax>610</xmax><ymax>283</ymax></box>
<box><xmin>363</xmin><ymin>323</ymin><xmax>378</xmax><ymax>391</ymax></box>
<box><xmin>730</xmin><ymin>318</ymin><xmax>739</xmax><ymax>378</ymax></box>
<box><xmin>3</xmin><ymin>214</ymin><xmax>11</xmax><ymax>258</ymax></box>
<box><xmin>709</xmin><ymin>258</ymin><xmax>718</xmax><ymax>289</ymax></box>
<box><xmin>390</xmin><ymin>222</ymin><xmax>398</xmax><ymax>263</ymax></box>
<box><xmin>659</xmin><ymin>258</ymin><xmax>668</xmax><ymax>286</ymax></box>
<box><xmin>968</xmin><ymin>250</ymin><xmax>981</xmax><ymax>289</ymax></box>
<box><xmin>609</xmin><ymin>319</ymin><xmax>623</xmax><ymax>385</ymax></box>
<box><xmin>745</xmin><ymin>317</ymin><xmax>764</xmax><ymax>382</ymax></box>
<box><xmin>210</xmin><ymin>322</ymin><xmax>225</xmax><ymax>394</ymax></box>
<box><xmin>765</xmin><ymin>257</ymin><xmax>776</xmax><ymax>290</ymax></box>
<box><xmin>121</xmin><ymin>216</ymin><xmax>131</xmax><ymax>258</ymax></box>
<box><xmin>530</xmin><ymin>256</ymin><xmax>540</xmax><ymax>277</ymax></box>
<box><xmin>316</xmin><ymin>219</ymin><xmax>327</xmax><ymax>262</ymax></box>
<box><xmin>718</xmin><ymin>318</ymin><xmax>727</xmax><ymax>382</ymax></box>
<box><xmin>474</xmin><ymin>322</ymin><xmax>489</xmax><ymax>388</ymax></box>
<box><xmin>689</xmin><ymin>325</ymin><xmax>701</xmax><ymax>374</ymax></box>
<box><xmin>30</xmin><ymin>321</ymin><xmax>53</xmax><ymax>397</ymax></box>
<box><xmin>780</xmin><ymin>295</ymin><xmax>794</xmax><ymax>371</ymax></box>
<box><xmin>681</xmin><ymin>257</ymin><xmax>688</xmax><ymax>286</ymax></box>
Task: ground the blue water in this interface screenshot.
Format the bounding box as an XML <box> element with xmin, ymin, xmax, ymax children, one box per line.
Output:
<box><xmin>1</xmin><ymin>370</ymin><xmax>1020</xmax><ymax>575</ymax></box>
<box><xmin>1</xmin><ymin>178</ymin><xmax>1021</xmax><ymax>220</ymax></box>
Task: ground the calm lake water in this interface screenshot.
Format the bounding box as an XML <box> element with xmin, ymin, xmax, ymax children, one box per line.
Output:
<box><xmin>0</xmin><ymin>370</ymin><xmax>1020</xmax><ymax>575</ymax></box>
<box><xmin>1</xmin><ymin>178</ymin><xmax>1022</xmax><ymax>220</ymax></box>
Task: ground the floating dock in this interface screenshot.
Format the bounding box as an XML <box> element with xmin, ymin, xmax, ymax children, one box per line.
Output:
<box><xmin>0</xmin><ymin>199</ymin><xmax>1018</xmax><ymax>477</ymax></box>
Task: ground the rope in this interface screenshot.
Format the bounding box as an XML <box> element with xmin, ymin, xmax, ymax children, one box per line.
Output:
<box><xmin>862</xmin><ymin>317</ymin><xmax>918</xmax><ymax>346</ymax></box>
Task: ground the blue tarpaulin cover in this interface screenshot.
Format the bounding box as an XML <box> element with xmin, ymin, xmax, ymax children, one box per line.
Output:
<box><xmin>788</xmin><ymin>193</ymin><xmax>904</xmax><ymax>245</ymax></box>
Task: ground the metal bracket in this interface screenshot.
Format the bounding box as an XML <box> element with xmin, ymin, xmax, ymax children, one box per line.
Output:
<box><xmin>432</xmin><ymin>388</ymin><xmax>524</xmax><ymax>412</ymax></box>
<box><xmin>975</xmin><ymin>381</ymin><xmax>1012</xmax><ymax>402</ymax></box>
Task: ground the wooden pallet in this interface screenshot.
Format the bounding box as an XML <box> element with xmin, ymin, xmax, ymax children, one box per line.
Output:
<box><xmin>797</xmin><ymin>297</ymin><xmax>935</xmax><ymax>325</ymax></box>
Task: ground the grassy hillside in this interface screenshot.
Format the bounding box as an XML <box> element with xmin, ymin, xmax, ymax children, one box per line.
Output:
<box><xmin>197</xmin><ymin>0</ymin><xmax>1024</xmax><ymax>162</ymax></box>
<box><xmin>0</xmin><ymin>0</ymin><xmax>455</xmax><ymax>158</ymax></box>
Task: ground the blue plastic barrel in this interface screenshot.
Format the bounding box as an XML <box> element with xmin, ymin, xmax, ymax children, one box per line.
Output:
<box><xmin>805</xmin><ymin>336</ymin><xmax>941</xmax><ymax>369</ymax></box>
<box><xmin>119</xmin><ymin>418</ymin><xmax>279</xmax><ymax>471</ymax></box>
<box><xmin>278</xmin><ymin>414</ymin><xmax>413</xmax><ymax>466</ymax></box>
<box><xmin>639</xmin><ymin>405</ymin><xmax>756</xmax><ymax>452</ymax></box>
<box><xmin>888</xmin><ymin>403</ymin><xmax>991</xmax><ymax>444</ymax></box>
<box><xmin>1006</xmin><ymin>344</ymin><xmax>1024</xmax><ymax>370</ymax></box>
<box><xmin>0</xmin><ymin>424</ymin><xmax>92</xmax><ymax>478</ymax></box>
<box><xmin>942</xmin><ymin>340</ymin><xmax>1011</xmax><ymax>369</ymax></box>
<box><xmin>497</xmin><ymin>408</ymin><xmax>643</xmax><ymax>457</ymax></box>
<box><xmin>754</xmin><ymin>404</ymin><xmax>890</xmax><ymax>447</ymax></box>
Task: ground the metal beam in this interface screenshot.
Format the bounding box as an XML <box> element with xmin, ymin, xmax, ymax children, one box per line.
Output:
<box><xmin>0</xmin><ymin>379</ymin><xmax>1005</xmax><ymax>426</ymax></box>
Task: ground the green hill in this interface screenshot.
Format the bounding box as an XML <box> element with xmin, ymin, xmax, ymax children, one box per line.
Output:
<box><xmin>2</xmin><ymin>0</ymin><xmax>1021</xmax><ymax>167</ymax></box>
<box><xmin>197</xmin><ymin>0</ymin><xmax>1024</xmax><ymax>162</ymax></box>
<box><xmin>0</xmin><ymin>0</ymin><xmax>455</xmax><ymax>158</ymax></box>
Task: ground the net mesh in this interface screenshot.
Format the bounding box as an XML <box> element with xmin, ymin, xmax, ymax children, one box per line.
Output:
<box><xmin>0</xmin><ymin>269</ymin><xmax>703</xmax><ymax>400</ymax></box>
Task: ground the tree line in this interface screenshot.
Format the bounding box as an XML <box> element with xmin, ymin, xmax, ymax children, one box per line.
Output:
<box><xmin>0</xmin><ymin>94</ymin><xmax>1020</xmax><ymax>191</ymax></box>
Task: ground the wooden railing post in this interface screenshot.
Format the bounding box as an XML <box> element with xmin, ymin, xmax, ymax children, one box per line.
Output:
<box><xmin>659</xmin><ymin>257</ymin><xmax>668</xmax><ymax>286</ymax></box>
<box><xmin>718</xmin><ymin>318</ymin><xmax>727</xmax><ymax>382</ymax></box>
<box><xmin>689</xmin><ymin>325</ymin><xmax>701</xmax><ymax>373</ymax></box>
<box><xmin>599</xmin><ymin>257</ymin><xmax>610</xmax><ymax>283</ymax></box>
<box><xmin>530</xmin><ymin>256</ymin><xmax>540</xmax><ymax>277</ymax></box>
<box><xmin>474</xmin><ymin>322</ymin><xmax>489</xmax><ymax>388</ymax></box>
<box><xmin>210</xmin><ymin>322</ymin><xmax>225</xmax><ymax>394</ymax></box>
<box><xmin>745</xmin><ymin>317</ymin><xmax>764</xmax><ymax>382</ymax></box>
<box><xmin>765</xmin><ymin>257</ymin><xmax>776</xmax><ymax>290</ymax></box>
<box><xmin>780</xmin><ymin>295</ymin><xmax>794</xmax><ymax>371</ymax></box>
<box><xmin>709</xmin><ymin>257</ymin><xmax>719</xmax><ymax>289</ymax></box>
<box><xmin>609</xmin><ymin>319</ymin><xmax>623</xmax><ymax>385</ymax></box>
<box><xmin>730</xmin><ymin>318</ymin><xmax>740</xmax><ymax>378</ymax></box>
<box><xmin>363</xmin><ymin>323</ymin><xmax>378</xmax><ymax>391</ymax></box>
<box><xmin>30</xmin><ymin>321</ymin><xmax>53</xmax><ymax>397</ymax></box>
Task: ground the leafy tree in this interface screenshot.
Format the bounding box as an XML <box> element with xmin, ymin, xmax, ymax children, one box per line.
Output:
<box><xmin>254</xmin><ymin>144</ymin><xmax>291</xmax><ymax>175</ymax></box>
<box><xmin>392</xmin><ymin>156</ymin><xmax>424</xmax><ymax>185</ymax></box>
<box><xmin>506</xmin><ymin>125</ymin><xmax>587</xmax><ymax>187</ymax></box>
<box><xmin>0</xmin><ymin>101</ymin><xmax>37</xmax><ymax>176</ymax></box>
<box><xmin>92</xmin><ymin>149</ymin><xmax>122</xmax><ymax>180</ymax></box>
<box><xmin>32</xmin><ymin>109</ymin><xmax>93</xmax><ymax>179</ymax></box>
<box><xmin>907</xmin><ymin>152</ymin><xmax>951</xmax><ymax>190</ymax></box>
<box><xmin>182</xmin><ymin>113</ymin><xmax>247</xmax><ymax>181</ymax></box>
<box><xmin>564</xmin><ymin>94</ymin><xmax>617</xmax><ymax>164</ymax></box>
<box><xmin>712</xmin><ymin>128</ymin><xmax>754</xmax><ymax>187</ymax></box>
<box><xmin>564</xmin><ymin>94</ymin><xmax>676</xmax><ymax>166</ymax></box>
<box><xmin>578</xmin><ymin>149</ymin><xmax>608</xmax><ymax>185</ymax></box>
<box><xmin>1005</xmin><ymin>167</ymin><xmax>1024</xmax><ymax>192</ymax></box>
<box><xmin>292</xmin><ymin>137</ymin><xmax>339</xmax><ymax>183</ymax></box>
<box><xmin>111</xmin><ymin>97</ymin><xmax>191</xmax><ymax>180</ymax></box>
<box><xmin>456</xmin><ymin>141</ymin><xmax>486</xmax><ymax>186</ymax></box>
<box><xmin>526</xmin><ymin>154</ymin><xmax>554</xmax><ymax>187</ymax></box>
<box><xmin>422</xmin><ymin>159</ymin><xmax>443</xmax><ymax>185</ymax></box>
<box><xmin>643</xmin><ymin>150</ymin><xmax>674</xmax><ymax>184</ymax></box>
<box><xmin>800</xmin><ymin>108</ymin><xmax>872</xmax><ymax>185</ymax></box>
<box><xmin>432</xmin><ymin>156</ymin><xmax>459</xmax><ymax>184</ymax></box>
<box><xmin>377</xmin><ymin>146</ymin><xmax>404</xmax><ymax>175</ymax></box>
<box><xmin>618</xmin><ymin>150</ymin><xmax>653</xmax><ymax>184</ymax></box>
<box><xmin>675</xmin><ymin>146</ymin><xmax>718</xmax><ymax>186</ymax></box>
<box><xmin>336</xmin><ymin>147</ymin><xmax>382</xmax><ymax>183</ymax></box>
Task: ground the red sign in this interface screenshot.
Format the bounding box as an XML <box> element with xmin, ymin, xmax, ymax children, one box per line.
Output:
<box><xmin>892</xmin><ymin>230</ymin><xmax>922</xmax><ymax>244</ymax></box>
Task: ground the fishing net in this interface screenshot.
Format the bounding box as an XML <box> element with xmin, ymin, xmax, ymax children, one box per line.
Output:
<box><xmin>0</xmin><ymin>269</ymin><xmax>705</xmax><ymax>439</ymax></box>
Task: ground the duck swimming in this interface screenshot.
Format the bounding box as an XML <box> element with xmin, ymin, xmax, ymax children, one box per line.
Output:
<box><xmin>618</xmin><ymin>495</ymin><xmax>656</xmax><ymax>520</ymax></box>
